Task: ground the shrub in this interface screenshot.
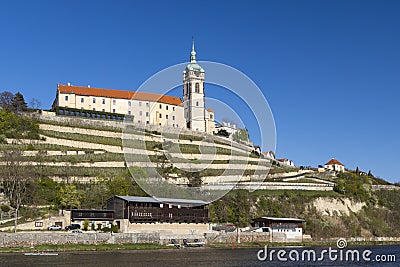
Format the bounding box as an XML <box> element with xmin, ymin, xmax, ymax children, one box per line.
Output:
<box><xmin>1</xmin><ymin>205</ymin><xmax>10</xmax><ymax>213</ymax></box>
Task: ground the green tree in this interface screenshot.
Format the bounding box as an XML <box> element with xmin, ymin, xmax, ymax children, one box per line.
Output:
<box><xmin>13</xmin><ymin>92</ymin><xmax>28</xmax><ymax>112</ymax></box>
<box><xmin>58</xmin><ymin>184</ymin><xmax>82</xmax><ymax>209</ymax></box>
<box><xmin>232</xmin><ymin>128</ymin><xmax>249</xmax><ymax>143</ymax></box>
<box><xmin>216</xmin><ymin>129</ymin><xmax>229</xmax><ymax>137</ymax></box>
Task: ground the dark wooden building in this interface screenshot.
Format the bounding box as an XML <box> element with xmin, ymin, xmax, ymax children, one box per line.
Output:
<box><xmin>71</xmin><ymin>209</ymin><xmax>114</xmax><ymax>222</ymax></box>
<box><xmin>106</xmin><ymin>196</ymin><xmax>209</xmax><ymax>224</ymax></box>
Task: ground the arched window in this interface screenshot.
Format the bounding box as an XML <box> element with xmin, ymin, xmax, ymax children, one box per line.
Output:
<box><xmin>196</xmin><ymin>101</ymin><xmax>199</xmax><ymax>106</ymax></box>
<box><xmin>195</xmin><ymin>83</ymin><xmax>200</xmax><ymax>93</ymax></box>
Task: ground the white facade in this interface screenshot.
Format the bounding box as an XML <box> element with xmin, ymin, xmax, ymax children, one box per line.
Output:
<box><xmin>54</xmin><ymin>43</ymin><xmax>215</xmax><ymax>133</ymax></box>
<box><xmin>183</xmin><ymin>42</ymin><xmax>207</xmax><ymax>132</ymax></box>
<box><xmin>324</xmin><ymin>158</ymin><xmax>345</xmax><ymax>172</ymax></box>
<box><xmin>215</xmin><ymin>122</ymin><xmax>239</xmax><ymax>139</ymax></box>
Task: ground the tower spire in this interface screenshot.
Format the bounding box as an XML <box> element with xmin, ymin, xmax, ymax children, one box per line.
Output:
<box><xmin>190</xmin><ymin>37</ymin><xmax>196</xmax><ymax>63</ymax></box>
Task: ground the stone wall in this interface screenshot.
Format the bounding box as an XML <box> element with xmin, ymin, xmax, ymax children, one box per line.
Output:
<box><xmin>0</xmin><ymin>231</ymin><xmax>301</xmax><ymax>247</ymax></box>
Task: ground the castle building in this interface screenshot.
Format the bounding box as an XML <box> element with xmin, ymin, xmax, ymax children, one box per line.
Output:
<box><xmin>52</xmin><ymin>42</ymin><xmax>215</xmax><ymax>133</ymax></box>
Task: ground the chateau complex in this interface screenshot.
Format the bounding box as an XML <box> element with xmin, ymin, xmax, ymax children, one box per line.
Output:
<box><xmin>53</xmin><ymin>42</ymin><xmax>216</xmax><ymax>133</ymax></box>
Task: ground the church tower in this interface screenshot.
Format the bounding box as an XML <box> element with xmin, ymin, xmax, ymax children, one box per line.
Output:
<box><xmin>183</xmin><ymin>40</ymin><xmax>206</xmax><ymax>132</ymax></box>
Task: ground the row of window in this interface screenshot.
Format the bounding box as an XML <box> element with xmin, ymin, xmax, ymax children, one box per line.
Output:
<box><xmin>158</xmin><ymin>113</ymin><xmax>175</xmax><ymax>120</ymax></box>
<box><xmin>184</xmin><ymin>83</ymin><xmax>202</xmax><ymax>94</ymax></box>
<box><xmin>64</xmin><ymin>95</ymin><xmax>179</xmax><ymax>112</ymax></box>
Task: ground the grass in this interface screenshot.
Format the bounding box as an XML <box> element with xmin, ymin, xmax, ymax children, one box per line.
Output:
<box><xmin>0</xmin><ymin>243</ymin><xmax>168</xmax><ymax>253</ymax></box>
<box><xmin>0</xmin><ymin>166</ymin><xmax>127</xmax><ymax>178</ymax></box>
<box><xmin>40</xmin><ymin>130</ymin><xmax>122</xmax><ymax>147</ymax></box>
<box><xmin>37</xmin><ymin>118</ymin><xmax>123</xmax><ymax>133</ymax></box>
<box><xmin>207</xmin><ymin>240</ymin><xmax>400</xmax><ymax>248</ymax></box>
<box><xmin>249</xmin><ymin>189</ymin><xmax>342</xmax><ymax>198</ymax></box>
<box><xmin>0</xmin><ymin>143</ymin><xmax>92</xmax><ymax>151</ymax></box>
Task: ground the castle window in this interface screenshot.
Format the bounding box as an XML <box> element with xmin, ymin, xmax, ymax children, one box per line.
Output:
<box><xmin>128</xmin><ymin>111</ymin><xmax>131</xmax><ymax>115</ymax></box>
<box><xmin>128</xmin><ymin>101</ymin><xmax>131</xmax><ymax>106</ymax></box>
<box><xmin>210</xmin><ymin>114</ymin><xmax>213</xmax><ymax>119</ymax></box>
<box><xmin>159</xmin><ymin>104</ymin><xmax>162</xmax><ymax>109</ymax></box>
<box><xmin>113</xmin><ymin>100</ymin><xmax>116</xmax><ymax>105</ymax></box>
<box><xmin>93</xmin><ymin>108</ymin><xmax>96</xmax><ymax>111</ymax></box>
<box><xmin>146</xmin><ymin>102</ymin><xmax>149</xmax><ymax>107</ymax></box>
<box><xmin>196</xmin><ymin>101</ymin><xmax>199</xmax><ymax>106</ymax></box>
<box><xmin>166</xmin><ymin>115</ymin><xmax>169</xmax><ymax>119</ymax></box>
<box><xmin>146</xmin><ymin>112</ymin><xmax>149</xmax><ymax>117</ymax></box>
<box><xmin>166</xmin><ymin>105</ymin><xmax>168</xmax><ymax>110</ymax></box>
<box><xmin>102</xmin><ymin>99</ymin><xmax>105</xmax><ymax>104</ymax></box>
<box><xmin>65</xmin><ymin>96</ymin><xmax>68</xmax><ymax>101</ymax></box>
<box><xmin>102</xmin><ymin>109</ymin><xmax>105</xmax><ymax>112</ymax></box>
<box><xmin>81</xmin><ymin>98</ymin><xmax>84</xmax><ymax>103</ymax></box>
<box><xmin>93</xmin><ymin>98</ymin><xmax>96</xmax><ymax>104</ymax></box>
<box><xmin>112</xmin><ymin>109</ymin><xmax>115</xmax><ymax>113</ymax></box>
<box><xmin>195</xmin><ymin>83</ymin><xmax>199</xmax><ymax>93</ymax></box>
<box><xmin>173</xmin><ymin>107</ymin><xmax>175</xmax><ymax>111</ymax></box>
<box><xmin>159</xmin><ymin>113</ymin><xmax>162</xmax><ymax>118</ymax></box>
<box><xmin>138</xmin><ymin>101</ymin><xmax>141</xmax><ymax>107</ymax></box>
<box><xmin>172</xmin><ymin>116</ymin><xmax>175</xmax><ymax>120</ymax></box>
<box><xmin>139</xmin><ymin>111</ymin><xmax>142</xmax><ymax>116</ymax></box>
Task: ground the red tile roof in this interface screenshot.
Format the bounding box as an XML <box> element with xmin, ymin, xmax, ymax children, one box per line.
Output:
<box><xmin>207</xmin><ymin>108</ymin><xmax>214</xmax><ymax>112</ymax></box>
<box><xmin>58</xmin><ymin>84</ymin><xmax>183</xmax><ymax>106</ymax></box>
<box><xmin>325</xmin><ymin>158</ymin><xmax>344</xmax><ymax>166</ymax></box>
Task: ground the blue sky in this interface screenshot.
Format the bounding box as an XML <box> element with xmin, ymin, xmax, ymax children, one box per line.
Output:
<box><xmin>0</xmin><ymin>0</ymin><xmax>399</xmax><ymax>182</ymax></box>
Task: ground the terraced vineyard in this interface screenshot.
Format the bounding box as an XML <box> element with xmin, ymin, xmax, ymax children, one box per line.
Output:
<box><xmin>1</xmin><ymin>114</ymin><xmax>294</xmax><ymax>189</ymax></box>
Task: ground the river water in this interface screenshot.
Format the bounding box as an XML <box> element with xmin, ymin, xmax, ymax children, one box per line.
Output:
<box><xmin>0</xmin><ymin>245</ymin><xmax>398</xmax><ymax>266</ymax></box>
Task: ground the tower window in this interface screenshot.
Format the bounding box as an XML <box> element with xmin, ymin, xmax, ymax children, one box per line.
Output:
<box><xmin>159</xmin><ymin>104</ymin><xmax>162</xmax><ymax>109</ymax></box>
<box><xmin>113</xmin><ymin>100</ymin><xmax>116</xmax><ymax>105</ymax></box>
<box><xmin>196</xmin><ymin>101</ymin><xmax>199</xmax><ymax>106</ymax></box>
<box><xmin>146</xmin><ymin>112</ymin><xmax>149</xmax><ymax>117</ymax></box>
<box><xmin>102</xmin><ymin>99</ymin><xmax>106</xmax><ymax>104</ymax></box>
<box><xmin>81</xmin><ymin>98</ymin><xmax>84</xmax><ymax>103</ymax></box>
<box><xmin>172</xmin><ymin>116</ymin><xmax>175</xmax><ymax>120</ymax></box>
<box><xmin>65</xmin><ymin>96</ymin><xmax>69</xmax><ymax>101</ymax></box>
<box><xmin>93</xmin><ymin>98</ymin><xmax>96</xmax><ymax>104</ymax></box>
<box><xmin>166</xmin><ymin>115</ymin><xmax>169</xmax><ymax>119</ymax></box>
<box><xmin>195</xmin><ymin>83</ymin><xmax>200</xmax><ymax>93</ymax></box>
<box><xmin>128</xmin><ymin>101</ymin><xmax>132</xmax><ymax>106</ymax></box>
<box><xmin>173</xmin><ymin>107</ymin><xmax>175</xmax><ymax>111</ymax></box>
<box><xmin>159</xmin><ymin>113</ymin><xmax>162</xmax><ymax>118</ymax></box>
<box><xmin>166</xmin><ymin>105</ymin><xmax>168</xmax><ymax>110</ymax></box>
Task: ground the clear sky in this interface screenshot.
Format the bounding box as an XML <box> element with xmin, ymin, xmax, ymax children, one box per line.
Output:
<box><xmin>0</xmin><ymin>0</ymin><xmax>399</xmax><ymax>182</ymax></box>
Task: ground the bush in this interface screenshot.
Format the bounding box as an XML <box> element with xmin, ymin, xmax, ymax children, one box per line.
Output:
<box><xmin>1</xmin><ymin>205</ymin><xmax>10</xmax><ymax>213</ymax></box>
<box><xmin>83</xmin><ymin>219</ymin><xmax>89</xmax><ymax>231</ymax></box>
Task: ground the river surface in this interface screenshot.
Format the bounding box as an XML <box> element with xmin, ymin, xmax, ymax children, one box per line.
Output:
<box><xmin>0</xmin><ymin>245</ymin><xmax>398</xmax><ymax>266</ymax></box>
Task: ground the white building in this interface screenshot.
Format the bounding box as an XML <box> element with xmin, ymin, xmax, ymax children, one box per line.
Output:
<box><xmin>324</xmin><ymin>158</ymin><xmax>345</xmax><ymax>172</ymax></box>
<box><xmin>277</xmin><ymin>158</ymin><xmax>295</xmax><ymax>167</ymax></box>
<box><xmin>53</xmin><ymin>42</ymin><xmax>215</xmax><ymax>133</ymax></box>
<box><xmin>252</xmin><ymin>217</ymin><xmax>304</xmax><ymax>241</ymax></box>
<box><xmin>215</xmin><ymin>122</ymin><xmax>239</xmax><ymax>139</ymax></box>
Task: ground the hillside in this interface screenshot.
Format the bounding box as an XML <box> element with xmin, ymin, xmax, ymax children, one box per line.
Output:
<box><xmin>1</xmin><ymin>111</ymin><xmax>399</xmax><ymax>239</ymax></box>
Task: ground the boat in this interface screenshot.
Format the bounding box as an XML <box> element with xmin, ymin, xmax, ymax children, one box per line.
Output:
<box><xmin>183</xmin><ymin>239</ymin><xmax>205</xmax><ymax>247</ymax></box>
<box><xmin>24</xmin><ymin>251</ymin><xmax>59</xmax><ymax>256</ymax></box>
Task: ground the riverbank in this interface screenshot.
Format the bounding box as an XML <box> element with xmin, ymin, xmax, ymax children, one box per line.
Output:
<box><xmin>1</xmin><ymin>240</ymin><xmax>400</xmax><ymax>253</ymax></box>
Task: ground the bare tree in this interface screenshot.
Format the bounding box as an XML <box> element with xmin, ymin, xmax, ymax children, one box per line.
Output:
<box><xmin>0</xmin><ymin>150</ymin><xmax>33</xmax><ymax>232</ymax></box>
<box><xmin>29</xmin><ymin>98</ymin><xmax>41</xmax><ymax>110</ymax></box>
<box><xmin>0</xmin><ymin>91</ymin><xmax>15</xmax><ymax>112</ymax></box>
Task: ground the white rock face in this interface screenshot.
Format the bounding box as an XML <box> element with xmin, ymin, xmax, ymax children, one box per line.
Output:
<box><xmin>313</xmin><ymin>197</ymin><xmax>365</xmax><ymax>216</ymax></box>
